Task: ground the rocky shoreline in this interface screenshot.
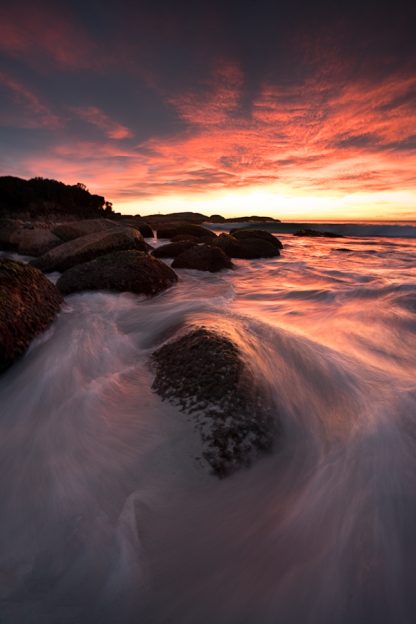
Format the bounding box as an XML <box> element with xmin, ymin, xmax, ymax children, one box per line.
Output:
<box><xmin>0</xmin><ymin>213</ymin><xmax>286</xmax><ymax>476</ymax></box>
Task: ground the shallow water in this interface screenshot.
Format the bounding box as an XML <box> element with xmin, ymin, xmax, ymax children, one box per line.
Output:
<box><xmin>1</xmin><ymin>234</ymin><xmax>416</xmax><ymax>623</ymax></box>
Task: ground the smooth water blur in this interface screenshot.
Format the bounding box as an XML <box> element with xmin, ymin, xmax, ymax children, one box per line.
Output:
<box><xmin>0</xmin><ymin>234</ymin><xmax>416</xmax><ymax>623</ymax></box>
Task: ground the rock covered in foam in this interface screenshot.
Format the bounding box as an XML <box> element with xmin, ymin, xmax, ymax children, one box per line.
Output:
<box><xmin>151</xmin><ymin>327</ymin><xmax>276</xmax><ymax>477</ymax></box>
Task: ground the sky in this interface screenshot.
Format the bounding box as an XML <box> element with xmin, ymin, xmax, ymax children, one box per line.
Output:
<box><xmin>0</xmin><ymin>0</ymin><xmax>415</xmax><ymax>220</ymax></box>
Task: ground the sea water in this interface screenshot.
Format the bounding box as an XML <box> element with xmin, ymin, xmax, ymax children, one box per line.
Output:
<box><xmin>0</xmin><ymin>225</ymin><xmax>415</xmax><ymax>623</ymax></box>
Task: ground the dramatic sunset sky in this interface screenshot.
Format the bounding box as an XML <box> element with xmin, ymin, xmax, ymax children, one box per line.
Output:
<box><xmin>0</xmin><ymin>0</ymin><xmax>415</xmax><ymax>219</ymax></box>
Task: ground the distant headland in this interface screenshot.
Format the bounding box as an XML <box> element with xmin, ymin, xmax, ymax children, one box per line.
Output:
<box><xmin>0</xmin><ymin>176</ymin><xmax>281</xmax><ymax>225</ymax></box>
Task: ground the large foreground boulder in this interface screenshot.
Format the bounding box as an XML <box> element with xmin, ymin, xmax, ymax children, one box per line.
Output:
<box><xmin>151</xmin><ymin>328</ymin><xmax>275</xmax><ymax>477</ymax></box>
<box><xmin>215</xmin><ymin>233</ymin><xmax>280</xmax><ymax>259</ymax></box>
<box><xmin>152</xmin><ymin>241</ymin><xmax>199</xmax><ymax>258</ymax></box>
<box><xmin>172</xmin><ymin>244</ymin><xmax>233</xmax><ymax>272</ymax></box>
<box><xmin>57</xmin><ymin>250</ymin><xmax>177</xmax><ymax>296</ymax></box>
<box><xmin>0</xmin><ymin>259</ymin><xmax>62</xmax><ymax>372</ymax></box>
<box><xmin>32</xmin><ymin>227</ymin><xmax>147</xmax><ymax>273</ymax></box>
<box><xmin>52</xmin><ymin>218</ymin><xmax>120</xmax><ymax>242</ymax></box>
<box><xmin>230</xmin><ymin>228</ymin><xmax>283</xmax><ymax>249</ymax></box>
<box><xmin>156</xmin><ymin>222</ymin><xmax>216</xmax><ymax>240</ymax></box>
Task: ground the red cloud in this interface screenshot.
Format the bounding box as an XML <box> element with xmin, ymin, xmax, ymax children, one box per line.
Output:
<box><xmin>3</xmin><ymin>55</ymin><xmax>416</xmax><ymax>209</ymax></box>
<box><xmin>0</xmin><ymin>5</ymin><xmax>105</xmax><ymax>70</ymax></box>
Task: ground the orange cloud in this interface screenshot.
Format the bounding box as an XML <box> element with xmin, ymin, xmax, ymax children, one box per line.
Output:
<box><xmin>4</xmin><ymin>53</ymin><xmax>416</xmax><ymax>218</ymax></box>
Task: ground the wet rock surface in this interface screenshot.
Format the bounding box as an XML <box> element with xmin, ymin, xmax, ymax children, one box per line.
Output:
<box><xmin>152</xmin><ymin>241</ymin><xmax>199</xmax><ymax>258</ymax></box>
<box><xmin>215</xmin><ymin>233</ymin><xmax>280</xmax><ymax>259</ymax></box>
<box><xmin>11</xmin><ymin>228</ymin><xmax>62</xmax><ymax>256</ymax></box>
<box><xmin>230</xmin><ymin>228</ymin><xmax>283</xmax><ymax>249</ymax></box>
<box><xmin>294</xmin><ymin>228</ymin><xmax>343</xmax><ymax>238</ymax></box>
<box><xmin>0</xmin><ymin>259</ymin><xmax>62</xmax><ymax>372</ymax></box>
<box><xmin>151</xmin><ymin>327</ymin><xmax>275</xmax><ymax>477</ymax></box>
<box><xmin>0</xmin><ymin>219</ymin><xmax>22</xmax><ymax>250</ymax></box>
<box><xmin>31</xmin><ymin>227</ymin><xmax>147</xmax><ymax>273</ymax></box>
<box><xmin>114</xmin><ymin>217</ymin><xmax>153</xmax><ymax>238</ymax></box>
<box><xmin>156</xmin><ymin>222</ymin><xmax>217</xmax><ymax>240</ymax></box>
<box><xmin>172</xmin><ymin>244</ymin><xmax>233</xmax><ymax>272</ymax></box>
<box><xmin>52</xmin><ymin>218</ymin><xmax>120</xmax><ymax>241</ymax></box>
<box><xmin>57</xmin><ymin>249</ymin><xmax>178</xmax><ymax>296</ymax></box>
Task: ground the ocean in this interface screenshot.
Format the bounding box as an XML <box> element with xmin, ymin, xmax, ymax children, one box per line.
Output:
<box><xmin>0</xmin><ymin>223</ymin><xmax>416</xmax><ymax>623</ymax></box>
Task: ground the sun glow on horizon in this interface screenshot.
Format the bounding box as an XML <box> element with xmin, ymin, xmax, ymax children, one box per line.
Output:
<box><xmin>114</xmin><ymin>186</ymin><xmax>416</xmax><ymax>221</ymax></box>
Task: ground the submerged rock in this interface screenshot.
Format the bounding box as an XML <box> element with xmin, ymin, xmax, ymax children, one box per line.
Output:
<box><xmin>156</xmin><ymin>222</ymin><xmax>216</xmax><ymax>240</ymax></box>
<box><xmin>152</xmin><ymin>241</ymin><xmax>199</xmax><ymax>258</ymax></box>
<box><xmin>32</xmin><ymin>227</ymin><xmax>147</xmax><ymax>273</ymax></box>
<box><xmin>172</xmin><ymin>244</ymin><xmax>233</xmax><ymax>272</ymax></box>
<box><xmin>230</xmin><ymin>228</ymin><xmax>283</xmax><ymax>249</ymax></box>
<box><xmin>151</xmin><ymin>328</ymin><xmax>275</xmax><ymax>477</ymax></box>
<box><xmin>294</xmin><ymin>228</ymin><xmax>343</xmax><ymax>238</ymax></box>
<box><xmin>57</xmin><ymin>249</ymin><xmax>178</xmax><ymax>295</ymax></box>
<box><xmin>0</xmin><ymin>259</ymin><xmax>62</xmax><ymax>372</ymax></box>
<box><xmin>215</xmin><ymin>233</ymin><xmax>280</xmax><ymax>259</ymax></box>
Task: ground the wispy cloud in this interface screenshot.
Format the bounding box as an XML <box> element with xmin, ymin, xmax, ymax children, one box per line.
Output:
<box><xmin>0</xmin><ymin>5</ymin><xmax>105</xmax><ymax>70</ymax></box>
<box><xmin>0</xmin><ymin>71</ymin><xmax>62</xmax><ymax>128</ymax></box>
<box><xmin>72</xmin><ymin>107</ymin><xmax>133</xmax><ymax>140</ymax></box>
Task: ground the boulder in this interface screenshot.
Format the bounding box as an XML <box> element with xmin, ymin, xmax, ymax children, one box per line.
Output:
<box><xmin>0</xmin><ymin>259</ymin><xmax>62</xmax><ymax>372</ymax></box>
<box><xmin>214</xmin><ymin>233</ymin><xmax>280</xmax><ymax>259</ymax></box>
<box><xmin>152</xmin><ymin>241</ymin><xmax>199</xmax><ymax>258</ymax></box>
<box><xmin>114</xmin><ymin>217</ymin><xmax>153</xmax><ymax>237</ymax></box>
<box><xmin>57</xmin><ymin>250</ymin><xmax>178</xmax><ymax>296</ymax></box>
<box><xmin>0</xmin><ymin>218</ymin><xmax>22</xmax><ymax>250</ymax></box>
<box><xmin>294</xmin><ymin>228</ymin><xmax>343</xmax><ymax>238</ymax></box>
<box><xmin>52</xmin><ymin>218</ymin><xmax>120</xmax><ymax>242</ymax></box>
<box><xmin>156</xmin><ymin>222</ymin><xmax>216</xmax><ymax>240</ymax></box>
<box><xmin>151</xmin><ymin>327</ymin><xmax>275</xmax><ymax>477</ymax></box>
<box><xmin>146</xmin><ymin>212</ymin><xmax>208</xmax><ymax>225</ymax></box>
<box><xmin>170</xmin><ymin>234</ymin><xmax>201</xmax><ymax>243</ymax></box>
<box><xmin>31</xmin><ymin>227</ymin><xmax>147</xmax><ymax>273</ymax></box>
<box><xmin>207</xmin><ymin>214</ymin><xmax>226</xmax><ymax>223</ymax></box>
<box><xmin>11</xmin><ymin>228</ymin><xmax>62</xmax><ymax>256</ymax></box>
<box><xmin>226</xmin><ymin>215</ymin><xmax>280</xmax><ymax>223</ymax></box>
<box><xmin>172</xmin><ymin>244</ymin><xmax>233</xmax><ymax>272</ymax></box>
<box><xmin>230</xmin><ymin>228</ymin><xmax>283</xmax><ymax>249</ymax></box>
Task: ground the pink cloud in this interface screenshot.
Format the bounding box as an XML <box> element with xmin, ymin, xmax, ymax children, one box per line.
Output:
<box><xmin>0</xmin><ymin>71</ymin><xmax>62</xmax><ymax>129</ymax></box>
<box><xmin>73</xmin><ymin>107</ymin><xmax>133</xmax><ymax>140</ymax></box>
<box><xmin>0</xmin><ymin>5</ymin><xmax>105</xmax><ymax>70</ymax></box>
